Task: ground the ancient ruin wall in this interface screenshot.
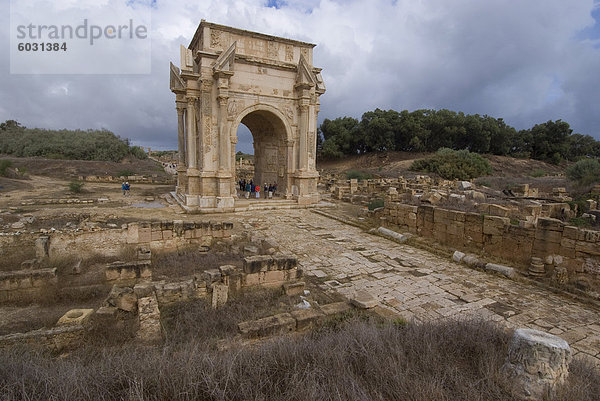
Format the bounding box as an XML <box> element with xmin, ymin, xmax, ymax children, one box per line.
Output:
<box><xmin>384</xmin><ymin>201</ymin><xmax>600</xmax><ymax>290</ymax></box>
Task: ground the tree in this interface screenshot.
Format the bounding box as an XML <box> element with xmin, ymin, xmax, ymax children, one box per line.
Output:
<box><xmin>528</xmin><ymin>120</ymin><xmax>572</xmax><ymax>164</ymax></box>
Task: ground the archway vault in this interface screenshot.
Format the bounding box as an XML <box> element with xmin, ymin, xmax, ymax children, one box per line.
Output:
<box><xmin>170</xmin><ymin>20</ymin><xmax>325</xmax><ymax>212</ymax></box>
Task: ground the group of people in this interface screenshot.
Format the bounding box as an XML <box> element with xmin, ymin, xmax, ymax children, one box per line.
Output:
<box><xmin>121</xmin><ymin>181</ymin><xmax>131</xmax><ymax>196</ymax></box>
<box><xmin>238</xmin><ymin>179</ymin><xmax>277</xmax><ymax>199</ymax></box>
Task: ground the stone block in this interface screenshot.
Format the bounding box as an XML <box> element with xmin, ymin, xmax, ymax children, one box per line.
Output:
<box><xmin>271</xmin><ymin>255</ymin><xmax>298</xmax><ymax>270</ymax></box>
<box><xmin>575</xmin><ymin>241</ymin><xmax>600</xmax><ymax>256</ymax></box>
<box><xmin>238</xmin><ymin>313</ymin><xmax>296</xmax><ymax>338</ymax></box>
<box><xmin>126</xmin><ymin>223</ymin><xmax>139</xmax><ymax>244</ymax></box>
<box><xmin>105</xmin><ymin>285</ymin><xmax>137</xmax><ymax>312</ymax></box>
<box><xmin>537</xmin><ymin>218</ymin><xmax>565</xmax><ymax>232</ymax></box>
<box><xmin>243</xmin><ymin>255</ymin><xmax>273</xmax><ymax>273</ymax></box>
<box><xmin>283</xmin><ymin>281</ymin><xmax>305</xmax><ymax>296</ymax></box>
<box><xmin>264</xmin><ymin>270</ymin><xmax>285</xmax><ymax>284</ymax></box>
<box><xmin>57</xmin><ymin>309</ymin><xmax>94</xmax><ymax>326</ymax></box>
<box><xmin>457</xmin><ymin>181</ymin><xmax>472</xmax><ymax>190</ymax></box>
<box><xmin>483</xmin><ymin>216</ymin><xmax>509</xmax><ymax>236</ymax></box>
<box><xmin>244</xmin><ymin>272</ymin><xmax>260</xmax><ymax>286</ymax></box>
<box><xmin>502</xmin><ymin>328</ymin><xmax>571</xmax><ymax>400</ymax></box>
<box><xmin>133</xmin><ymin>283</ymin><xmax>155</xmax><ymax>298</ymax></box>
<box><xmin>203</xmin><ymin>269</ymin><xmax>222</xmax><ymax>285</ymax></box>
<box><xmin>211</xmin><ymin>283</ymin><xmax>228</xmax><ymax>308</ymax></box>
<box><xmin>534</xmin><ymin>229</ymin><xmax>563</xmax><ymax>243</ymax></box>
<box><xmin>162</xmin><ymin>230</ymin><xmax>173</xmax><ymax>240</ymax></box>
<box><xmin>562</xmin><ymin>226</ymin><xmax>579</xmax><ymax>240</ymax></box>
<box><xmin>452</xmin><ymin>251</ymin><xmax>465</xmax><ymax>263</ymax></box>
<box><xmin>173</xmin><ymin>220</ymin><xmax>184</xmax><ymax>236</ymax></box>
<box><xmin>489</xmin><ymin>204</ymin><xmax>510</xmax><ymax>217</ymax></box>
<box><xmin>350</xmin><ymin>291</ymin><xmax>378</xmax><ymax>309</ymax></box>
<box><xmin>291</xmin><ymin>308</ymin><xmax>325</xmax><ymax>331</ymax></box>
<box><xmin>35</xmin><ymin>236</ymin><xmax>50</xmax><ymax>259</ymax></box>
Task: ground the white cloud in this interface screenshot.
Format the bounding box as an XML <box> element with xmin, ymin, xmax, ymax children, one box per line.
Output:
<box><xmin>1</xmin><ymin>0</ymin><xmax>599</xmax><ymax>151</ymax></box>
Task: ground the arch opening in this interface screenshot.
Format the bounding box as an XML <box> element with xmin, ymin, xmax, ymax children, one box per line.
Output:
<box><xmin>235</xmin><ymin>109</ymin><xmax>289</xmax><ymax>197</ymax></box>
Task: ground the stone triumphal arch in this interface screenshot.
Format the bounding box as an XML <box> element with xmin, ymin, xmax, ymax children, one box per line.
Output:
<box><xmin>170</xmin><ymin>20</ymin><xmax>325</xmax><ymax>212</ymax></box>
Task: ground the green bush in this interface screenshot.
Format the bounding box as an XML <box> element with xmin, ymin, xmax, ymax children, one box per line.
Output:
<box><xmin>68</xmin><ymin>181</ymin><xmax>84</xmax><ymax>193</ymax></box>
<box><xmin>530</xmin><ymin>168</ymin><xmax>546</xmax><ymax>177</ymax></box>
<box><xmin>0</xmin><ymin>120</ymin><xmax>143</xmax><ymax>162</ymax></box>
<box><xmin>410</xmin><ymin>148</ymin><xmax>492</xmax><ymax>180</ymax></box>
<box><xmin>128</xmin><ymin>146</ymin><xmax>148</xmax><ymax>160</ymax></box>
<box><xmin>117</xmin><ymin>169</ymin><xmax>135</xmax><ymax>178</ymax></box>
<box><xmin>367</xmin><ymin>198</ymin><xmax>384</xmax><ymax>210</ymax></box>
<box><xmin>0</xmin><ymin>160</ymin><xmax>12</xmax><ymax>177</ymax></box>
<box><xmin>566</xmin><ymin>159</ymin><xmax>600</xmax><ymax>185</ymax></box>
<box><xmin>345</xmin><ymin>170</ymin><xmax>372</xmax><ymax>181</ymax></box>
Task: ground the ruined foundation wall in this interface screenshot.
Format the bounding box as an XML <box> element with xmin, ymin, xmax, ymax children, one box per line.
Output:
<box><xmin>46</xmin><ymin>221</ymin><xmax>233</xmax><ymax>258</ymax></box>
<box><xmin>384</xmin><ymin>201</ymin><xmax>600</xmax><ymax>290</ymax></box>
<box><xmin>0</xmin><ymin>268</ymin><xmax>57</xmax><ymax>302</ymax></box>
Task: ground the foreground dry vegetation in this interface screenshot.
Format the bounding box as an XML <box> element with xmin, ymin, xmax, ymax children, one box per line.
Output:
<box><xmin>1</xmin><ymin>318</ymin><xmax>599</xmax><ymax>401</ymax></box>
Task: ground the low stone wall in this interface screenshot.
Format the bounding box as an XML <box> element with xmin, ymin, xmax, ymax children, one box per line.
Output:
<box><xmin>126</xmin><ymin>221</ymin><xmax>233</xmax><ymax>248</ymax></box>
<box><xmin>0</xmin><ymin>268</ymin><xmax>57</xmax><ymax>303</ymax></box>
<box><xmin>45</xmin><ymin>220</ymin><xmax>233</xmax><ymax>258</ymax></box>
<box><xmin>79</xmin><ymin>174</ymin><xmax>175</xmax><ymax>184</ymax></box>
<box><xmin>238</xmin><ymin>301</ymin><xmax>351</xmax><ymax>338</ymax></box>
<box><xmin>151</xmin><ymin>255</ymin><xmax>300</xmax><ymax>306</ymax></box>
<box><xmin>384</xmin><ymin>201</ymin><xmax>600</xmax><ymax>291</ymax></box>
<box><xmin>0</xmin><ymin>325</ymin><xmax>86</xmax><ymax>351</ymax></box>
<box><xmin>105</xmin><ymin>261</ymin><xmax>152</xmax><ymax>283</ymax></box>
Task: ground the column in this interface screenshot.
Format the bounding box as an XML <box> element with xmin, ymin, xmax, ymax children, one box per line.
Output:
<box><xmin>298</xmin><ymin>103</ymin><xmax>309</xmax><ymax>171</ymax></box>
<box><xmin>217</xmin><ymin>96</ymin><xmax>229</xmax><ymax>171</ymax></box>
<box><xmin>176</xmin><ymin>102</ymin><xmax>186</xmax><ymax>166</ymax></box>
<box><xmin>185</xmin><ymin>96</ymin><xmax>197</xmax><ymax>169</ymax></box>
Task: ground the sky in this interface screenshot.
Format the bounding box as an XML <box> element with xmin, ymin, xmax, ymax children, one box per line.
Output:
<box><xmin>1</xmin><ymin>0</ymin><xmax>600</xmax><ymax>154</ymax></box>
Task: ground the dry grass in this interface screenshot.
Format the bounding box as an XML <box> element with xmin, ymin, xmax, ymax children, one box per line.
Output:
<box><xmin>161</xmin><ymin>287</ymin><xmax>290</xmax><ymax>344</ymax></box>
<box><xmin>152</xmin><ymin>247</ymin><xmax>243</xmax><ymax>279</ymax></box>
<box><xmin>2</xmin><ymin>318</ymin><xmax>597</xmax><ymax>400</ymax></box>
<box><xmin>0</xmin><ymin>245</ymin><xmax>36</xmax><ymax>272</ymax></box>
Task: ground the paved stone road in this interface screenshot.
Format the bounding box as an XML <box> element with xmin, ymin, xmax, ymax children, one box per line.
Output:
<box><xmin>230</xmin><ymin>209</ymin><xmax>600</xmax><ymax>367</ymax></box>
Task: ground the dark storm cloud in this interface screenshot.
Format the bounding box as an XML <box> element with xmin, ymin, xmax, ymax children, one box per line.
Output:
<box><xmin>1</xmin><ymin>0</ymin><xmax>599</xmax><ymax>153</ymax></box>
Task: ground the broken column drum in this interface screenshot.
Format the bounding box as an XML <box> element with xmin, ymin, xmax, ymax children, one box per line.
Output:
<box><xmin>170</xmin><ymin>20</ymin><xmax>326</xmax><ymax>212</ymax></box>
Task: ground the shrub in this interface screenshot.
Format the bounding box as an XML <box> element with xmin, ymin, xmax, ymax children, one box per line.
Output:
<box><xmin>367</xmin><ymin>198</ymin><xmax>384</xmax><ymax>210</ymax></box>
<box><xmin>128</xmin><ymin>146</ymin><xmax>148</xmax><ymax>160</ymax></box>
<box><xmin>345</xmin><ymin>169</ymin><xmax>372</xmax><ymax>181</ymax></box>
<box><xmin>117</xmin><ymin>169</ymin><xmax>135</xmax><ymax>178</ymax></box>
<box><xmin>530</xmin><ymin>168</ymin><xmax>546</xmax><ymax>177</ymax></box>
<box><xmin>68</xmin><ymin>181</ymin><xmax>84</xmax><ymax>193</ymax></box>
<box><xmin>410</xmin><ymin>148</ymin><xmax>492</xmax><ymax>180</ymax></box>
<box><xmin>0</xmin><ymin>159</ymin><xmax>12</xmax><ymax>176</ymax></box>
<box><xmin>566</xmin><ymin>159</ymin><xmax>600</xmax><ymax>185</ymax></box>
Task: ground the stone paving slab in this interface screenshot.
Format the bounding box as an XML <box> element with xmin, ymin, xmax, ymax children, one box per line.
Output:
<box><xmin>229</xmin><ymin>209</ymin><xmax>600</xmax><ymax>367</ymax></box>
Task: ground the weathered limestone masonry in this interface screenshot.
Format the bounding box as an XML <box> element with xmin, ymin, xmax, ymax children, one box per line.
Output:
<box><xmin>125</xmin><ymin>220</ymin><xmax>233</xmax><ymax>249</ymax></box>
<box><xmin>0</xmin><ymin>308</ymin><xmax>93</xmax><ymax>351</ymax></box>
<box><xmin>79</xmin><ymin>174</ymin><xmax>174</xmax><ymax>184</ymax></box>
<box><xmin>170</xmin><ymin>20</ymin><xmax>325</xmax><ymax>212</ymax></box>
<box><xmin>0</xmin><ymin>268</ymin><xmax>57</xmax><ymax>302</ymax></box>
<box><xmin>384</xmin><ymin>201</ymin><xmax>600</xmax><ymax>291</ymax></box>
<box><xmin>45</xmin><ymin>220</ymin><xmax>233</xmax><ymax>258</ymax></box>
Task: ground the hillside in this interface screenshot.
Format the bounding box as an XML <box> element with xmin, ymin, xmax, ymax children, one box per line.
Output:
<box><xmin>0</xmin><ymin>155</ymin><xmax>170</xmax><ymax>180</ymax></box>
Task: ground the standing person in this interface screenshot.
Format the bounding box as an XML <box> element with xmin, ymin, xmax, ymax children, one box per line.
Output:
<box><xmin>255</xmin><ymin>185</ymin><xmax>260</xmax><ymax>199</ymax></box>
<box><xmin>121</xmin><ymin>181</ymin><xmax>126</xmax><ymax>196</ymax></box>
<box><xmin>268</xmin><ymin>184</ymin><xmax>273</xmax><ymax>199</ymax></box>
<box><xmin>125</xmin><ymin>182</ymin><xmax>131</xmax><ymax>196</ymax></box>
<box><xmin>245</xmin><ymin>181</ymin><xmax>250</xmax><ymax>199</ymax></box>
<box><xmin>264</xmin><ymin>183</ymin><xmax>268</xmax><ymax>198</ymax></box>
